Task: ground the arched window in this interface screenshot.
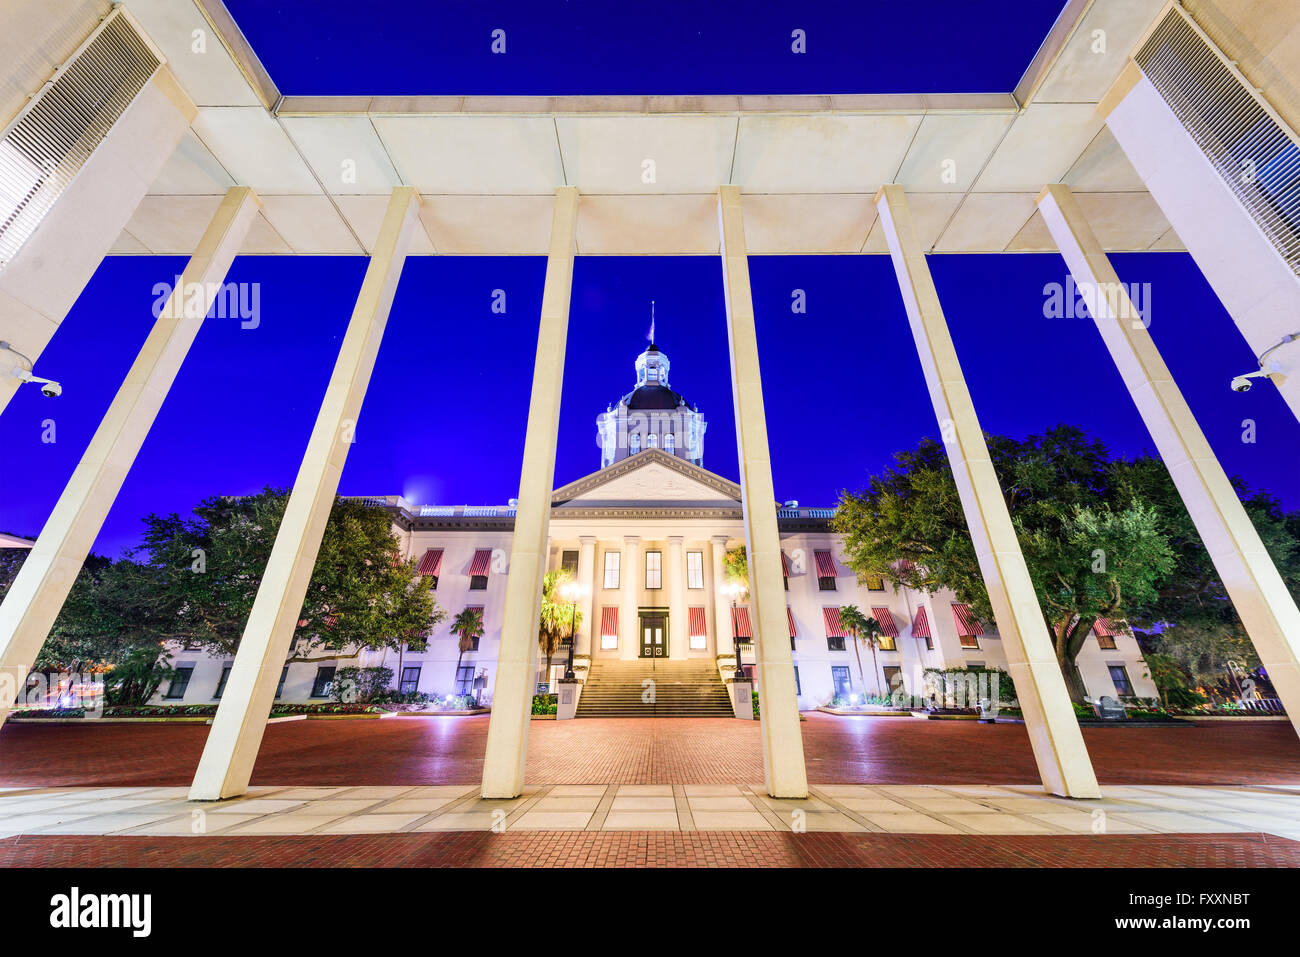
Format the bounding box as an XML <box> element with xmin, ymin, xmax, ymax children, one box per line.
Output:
<box><xmin>647</xmin><ymin>433</ymin><xmax>658</xmax><ymax>449</ymax></box>
<box><xmin>664</xmin><ymin>433</ymin><xmax>675</xmax><ymax>454</ymax></box>
<box><xmin>630</xmin><ymin>433</ymin><xmax>641</xmax><ymax>454</ymax></box>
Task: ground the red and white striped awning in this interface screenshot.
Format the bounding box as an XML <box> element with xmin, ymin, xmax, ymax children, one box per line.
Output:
<box><xmin>871</xmin><ymin>607</ymin><xmax>899</xmax><ymax>638</ymax></box>
<box><xmin>468</xmin><ymin>549</ymin><xmax>493</xmax><ymax>577</ymax></box>
<box><xmin>787</xmin><ymin>606</ymin><xmax>797</xmax><ymax>637</ymax></box>
<box><xmin>781</xmin><ymin>551</ymin><xmax>792</xmax><ymax>576</ymax></box>
<box><xmin>952</xmin><ymin>603</ymin><xmax>984</xmax><ymax>636</ymax></box>
<box><xmin>600</xmin><ymin>606</ymin><xmax>620</xmax><ymax>637</ymax></box>
<box><xmin>911</xmin><ymin>605</ymin><xmax>932</xmax><ymax>639</ymax></box>
<box><xmin>417</xmin><ymin>548</ymin><xmax>443</xmax><ymax>576</ymax></box>
<box><xmin>1093</xmin><ymin>617</ymin><xmax>1120</xmax><ymax>637</ymax></box>
<box><xmin>688</xmin><ymin>606</ymin><xmax>707</xmax><ymax>637</ymax></box>
<box><xmin>822</xmin><ymin>606</ymin><xmax>845</xmax><ymax>638</ymax></box>
<box><xmin>732</xmin><ymin>606</ymin><xmax>753</xmax><ymax>639</ymax></box>
<box><xmin>814</xmin><ymin>550</ymin><xmax>837</xmax><ymax>578</ymax></box>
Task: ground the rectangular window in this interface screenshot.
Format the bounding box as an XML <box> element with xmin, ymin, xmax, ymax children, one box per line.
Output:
<box><xmin>603</xmin><ymin>551</ymin><xmax>620</xmax><ymax>589</ymax></box>
<box><xmin>275</xmin><ymin>665</ymin><xmax>289</xmax><ymax>699</ymax></box>
<box><xmin>399</xmin><ymin>666</ymin><xmax>421</xmax><ymax>695</ymax></box>
<box><xmin>469</xmin><ymin>549</ymin><xmax>492</xmax><ymax>590</ymax></box>
<box><xmin>469</xmin><ymin>575</ymin><xmax>488</xmax><ymax>590</ymax></box>
<box><xmin>881</xmin><ymin>666</ymin><xmax>901</xmax><ymax>694</ymax></box>
<box><xmin>831</xmin><ymin>665</ymin><xmax>852</xmax><ymax>697</ymax></box>
<box><xmin>878</xmin><ymin>634</ymin><xmax>897</xmax><ymax>652</ymax></box>
<box><xmin>923</xmin><ymin>636</ymin><xmax>934</xmax><ymax>651</ymax></box>
<box><xmin>686</xmin><ymin>551</ymin><xmax>704</xmax><ymax>589</ymax></box>
<box><xmin>1096</xmin><ymin>633</ymin><xmax>1118</xmax><ymax>651</ymax></box>
<box><xmin>310</xmin><ymin>666</ymin><xmax>336</xmax><ymax>698</ymax></box>
<box><xmin>826</xmin><ymin>636</ymin><xmax>846</xmax><ymax>652</ymax></box>
<box><xmin>818</xmin><ymin>577</ymin><xmax>836</xmax><ymax>591</ymax></box>
<box><xmin>1109</xmin><ymin>665</ymin><xmax>1134</xmax><ymax>697</ymax></box>
<box><xmin>865</xmin><ymin>574</ymin><xmax>885</xmax><ymax>591</ymax></box>
<box><xmin>815</xmin><ymin>550</ymin><xmax>837</xmax><ymax>590</ymax></box>
<box><xmin>793</xmin><ymin>666</ymin><xmax>801</xmax><ymax>696</ymax></box>
<box><xmin>645</xmin><ymin>550</ymin><xmax>662</xmax><ymax>589</ymax></box>
<box><xmin>561</xmin><ymin>549</ymin><xmax>579</xmax><ymax>575</ymax></box>
<box><xmin>602</xmin><ymin>634</ymin><xmax>619</xmax><ymax>649</ymax></box>
<box><xmin>213</xmin><ymin>664</ymin><xmax>232</xmax><ymax>699</ymax></box>
<box><xmin>456</xmin><ymin>665</ymin><xmax>475</xmax><ymax>695</ymax></box>
<box><xmin>958</xmin><ymin>633</ymin><xmax>980</xmax><ymax>650</ymax></box>
<box><xmin>165</xmin><ymin>666</ymin><xmax>194</xmax><ymax>699</ymax></box>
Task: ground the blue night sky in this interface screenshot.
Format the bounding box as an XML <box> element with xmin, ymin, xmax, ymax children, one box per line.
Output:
<box><xmin>224</xmin><ymin>1</ymin><xmax>1067</xmax><ymax>95</ymax></box>
<box><xmin>2</xmin><ymin>252</ymin><xmax>1298</xmax><ymax>559</ymax></box>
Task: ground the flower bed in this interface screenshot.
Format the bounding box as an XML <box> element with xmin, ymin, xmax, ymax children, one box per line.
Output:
<box><xmin>10</xmin><ymin>707</ymin><xmax>85</xmax><ymax>719</ymax></box>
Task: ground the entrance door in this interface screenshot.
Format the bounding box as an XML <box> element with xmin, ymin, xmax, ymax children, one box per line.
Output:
<box><xmin>640</xmin><ymin>615</ymin><xmax>666</xmax><ymax>658</ymax></box>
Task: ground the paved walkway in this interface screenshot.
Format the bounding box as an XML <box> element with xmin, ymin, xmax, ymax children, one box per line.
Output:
<box><xmin>2</xmin><ymin>715</ymin><xmax>1298</xmax><ymax>788</ymax></box>
<box><xmin>2</xmin><ymin>783</ymin><xmax>1297</xmax><ymax>839</ymax></box>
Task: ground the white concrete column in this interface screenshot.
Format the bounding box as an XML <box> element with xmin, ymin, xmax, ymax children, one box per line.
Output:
<box><xmin>576</xmin><ymin>535</ymin><xmax>597</xmax><ymax>655</ymax></box>
<box><xmin>479</xmin><ymin>187</ymin><xmax>579</xmax><ymax>799</ymax></box>
<box><xmin>0</xmin><ymin>68</ymin><xmax>195</xmax><ymax>415</ymax></box>
<box><xmin>1039</xmin><ymin>183</ymin><xmax>1300</xmax><ymax>737</ymax></box>
<box><xmin>188</xmin><ymin>187</ymin><xmax>420</xmax><ymax>800</ymax></box>
<box><xmin>667</xmin><ymin>535</ymin><xmax>686</xmax><ymax>659</ymax></box>
<box><xmin>620</xmin><ymin>535</ymin><xmax>641</xmax><ymax>660</ymax></box>
<box><xmin>711</xmin><ymin>538</ymin><xmax>734</xmax><ymax>661</ymax></box>
<box><xmin>1100</xmin><ymin>60</ymin><xmax>1300</xmax><ymax>421</ymax></box>
<box><xmin>0</xmin><ymin>187</ymin><xmax>259</xmax><ymax>726</ymax></box>
<box><xmin>717</xmin><ymin>186</ymin><xmax>808</xmax><ymax>798</ymax></box>
<box><xmin>875</xmin><ymin>184</ymin><xmax>1100</xmax><ymax>799</ymax></box>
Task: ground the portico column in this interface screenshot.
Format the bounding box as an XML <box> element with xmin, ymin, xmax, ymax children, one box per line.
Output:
<box><xmin>478</xmin><ymin>186</ymin><xmax>579</xmax><ymax>799</ymax></box>
<box><xmin>1038</xmin><ymin>184</ymin><xmax>1300</xmax><ymax>737</ymax></box>
<box><xmin>667</xmin><ymin>535</ymin><xmax>686</xmax><ymax>659</ymax></box>
<box><xmin>189</xmin><ymin>187</ymin><xmax>420</xmax><ymax>800</ymax></box>
<box><xmin>620</xmin><ymin>536</ymin><xmax>641</xmax><ymax>660</ymax></box>
<box><xmin>717</xmin><ymin>185</ymin><xmax>808</xmax><ymax>798</ymax></box>
<box><xmin>874</xmin><ymin>184</ymin><xmax>1100</xmax><ymax>799</ymax></box>
<box><xmin>576</xmin><ymin>535</ymin><xmax>597</xmax><ymax>655</ymax></box>
<box><xmin>0</xmin><ymin>187</ymin><xmax>259</xmax><ymax>728</ymax></box>
<box><xmin>710</xmin><ymin>535</ymin><xmax>734</xmax><ymax>661</ymax></box>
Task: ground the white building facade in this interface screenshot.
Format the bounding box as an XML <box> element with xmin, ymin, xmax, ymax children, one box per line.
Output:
<box><xmin>155</xmin><ymin>340</ymin><xmax>1155</xmax><ymax>711</ymax></box>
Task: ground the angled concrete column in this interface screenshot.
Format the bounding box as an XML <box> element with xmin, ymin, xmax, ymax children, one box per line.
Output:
<box><xmin>710</xmin><ymin>535</ymin><xmax>734</xmax><ymax>660</ymax></box>
<box><xmin>875</xmin><ymin>184</ymin><xmax>1100</xmax><ymax>799</ymax></box>
<box><xmin>1</xmin><ymin>69</ymin><xmax>195</xmax><ymax>415</ymax></box>
<box><xmin>189</xmin><ymin>187</ymin><xmax>420</xmax><ymax>800</ymax></box>
<box><xmin>1101</xmin><ymin>59</ymin><xmax>1300</xmax><ymax>420</ymax></box>
<box><xmin>576</xmin><ymin>535</ymin><xmax>597</xmax><ymax>655</ymax></box>
<box><xmin>1039</xmin><ymin>183</ymin><xmax>1300</xmax><ymax>737</ymax></box>
<box><xmin>620</xmin><ymin>536</ymin><xmax>641</xmax><ymax>660</ymax></box>
<box><xmin>479</xmin><ymin>186</ymin><xmax>579</xmax><ymax>798</ymax></box>
<box><xmin>667</xmin><ymin>535</ymin><xmax>686</xmax><ymax>658</ymax></box>
<box><xmin>717</xmin><ymin>186</ymin><xmax>808</xmax><ymax>799</ymax></box>
<box><xmin>0</xmin><ymin>187</ymin><xmax>259</xmax><ymax>727</ymax></box>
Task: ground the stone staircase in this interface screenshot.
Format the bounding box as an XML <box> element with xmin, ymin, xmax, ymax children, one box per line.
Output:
<box><xmin>576</xmin><ymin>659</ymin><xmax>734</xmax><ymax>718</ymax></box>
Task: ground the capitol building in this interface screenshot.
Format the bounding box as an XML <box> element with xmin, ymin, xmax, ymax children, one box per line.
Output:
<box><xmin>154</xmin><ymin>335</ymin><xmax>1155</xmax><ymax>714</ymax></box>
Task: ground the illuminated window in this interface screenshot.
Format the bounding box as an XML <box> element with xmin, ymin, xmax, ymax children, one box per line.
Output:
<box><xmin>686</xmin><ymin>551</ymin><xmax>704</xmax><ymax>589</ymax></box>
<box><xmin>630</xmin><ymin>433</ymin><xmax>641</xmax><ymax>454</ymax></box>
<box><xmin>603</xmin><ymin>551</ymin><xmax>621</xmax><ymax>589</ymax></box>
<box><xmin>664</xmin><ymin>433</ymin><xmax>675</xmax><ymax>454</ymax></box>
<box><xmin>647</xmin><ymin>433</ymin><xmax>658</xmax><ymax>449</ymax></box>
<box><xmin>645</xmin><ymin>550</ymin><xmax>662</xmax><ymax>589</ymax></box>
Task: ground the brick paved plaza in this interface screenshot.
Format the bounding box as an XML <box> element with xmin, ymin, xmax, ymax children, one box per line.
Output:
<box><xmin>1</xmin><ymin>715</ymin><xmax>1298</xmax><ymax>867</ymax></box>
<box><xmin>2</xmin><ymin>714</ymin><xmax>1298</xmax><ymax>789</ymax></box>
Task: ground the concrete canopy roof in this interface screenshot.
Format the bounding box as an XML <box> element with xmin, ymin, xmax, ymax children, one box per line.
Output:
<box><xmin>110</xmin><ymin>0</ymin><xmax>1182</xmax><ymax>257</ymax></box>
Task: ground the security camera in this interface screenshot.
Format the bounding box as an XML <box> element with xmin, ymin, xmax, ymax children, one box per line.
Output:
<box><xmin>11</xmin><ymin>367</ymin><xmax>62</xmax><ymax>398</ymax></box>
<box><xmin>1230</xmin><ymin>370</ymin><xmax>1274</xmax><ymax>393</ymax></box>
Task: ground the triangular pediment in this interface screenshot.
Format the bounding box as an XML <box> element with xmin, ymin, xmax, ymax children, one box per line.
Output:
<box><xmin>552</xmin><ymin>450</ymin><xmax>743</xmax><ymax>507</ymax></box>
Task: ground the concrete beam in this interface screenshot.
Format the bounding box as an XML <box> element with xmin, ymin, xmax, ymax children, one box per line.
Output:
<box><xmin>875</xmin><ymin>183</ymin><xmax>1101</xmax><ymax>799</ymax></box>
<box><xmin>718</xmin><ymin>184</ymin><xmax>808</xmax><ymax>799</ymax></box>
<box><xmin>0</xmin><ymin>186</ymin><xmax>259</xmax><ymax>726</ymax></box>
<box><xmin>479</xmin><ymin>186</ymin><xmax>579</xmax><ymax>798</ymax></box>
<box><xmin>188</xmin><ymin>187</ymin><xmax>420</xmax><ymax>800</ymax></box>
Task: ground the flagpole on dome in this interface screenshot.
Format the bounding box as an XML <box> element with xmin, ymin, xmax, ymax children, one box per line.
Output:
<box><xmin>650</xmin><ymin>299</ymin><xmax>655</xmax><ymax>346</ymax></box>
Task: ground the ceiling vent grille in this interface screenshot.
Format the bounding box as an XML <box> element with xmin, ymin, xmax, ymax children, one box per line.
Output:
<box><xmin>1135</xmin><ymin>6</ymin><xmax>1300</xmax><ymax>277</ymax></box>
<box><xmin>0</xmin><ymin>7</ymin><xmax>161</xmax><ymax>269</ymax></box>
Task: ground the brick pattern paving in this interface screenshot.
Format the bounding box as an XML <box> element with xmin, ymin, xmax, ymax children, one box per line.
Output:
<box><xmin>2</xmin><ymin>714</ymin><xmax>1298</xmax><ymax>788</ymax></box>
<box><xmin>3</xmin><ymin>830</ymin><xmax>1297</xmax><ymax>868</ymax></box>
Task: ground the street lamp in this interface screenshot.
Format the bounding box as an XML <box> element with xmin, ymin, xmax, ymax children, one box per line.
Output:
<box><xmin>559</xmin><ymin>580</ymin><xmax>583</xmax><ymax>680</ymax></box>
<box><xmin>722</xmin><ymin>580</ymin><xmax>747</xmax><ymax>679</ymax></box>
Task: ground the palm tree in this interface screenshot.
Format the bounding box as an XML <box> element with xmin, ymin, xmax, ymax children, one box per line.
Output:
<box><xmin>538</xmin><ymin>569</ymin><xmax>581</xmax><ymax>690</ymax></box>
<box><xmin>840</xmin><ymin>605</ymin><xmax>886</xmax><ymax>699</ymax></box>
<box><xmin>448</xmin><ymin>606</ymin><xmax>484</xmax><ymax>693</ymax></box>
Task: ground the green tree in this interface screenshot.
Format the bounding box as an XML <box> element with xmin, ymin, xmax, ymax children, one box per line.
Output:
<box><xmin>834</xmin><ymin>426</ymin><xmax>1176</xmax><ymax>701</ymax></box>
<box><xmin>449</xmin><ymin>605</ymin><xmax>485</xmax><ymax>688</ymax></box>
<box><xmin>538</xmin><ymin>569</ymin><xmax>582</xmax><ymax>686</ymax></box>
<box><xmin>839</xmin><ymin>605</ymin><xmax>885</xmax><ymax>698</ymax></box>
<box><xmin>139</xmin><ymin>489</ymin><xmax>442</xmax><ymax>665</ymax></box>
